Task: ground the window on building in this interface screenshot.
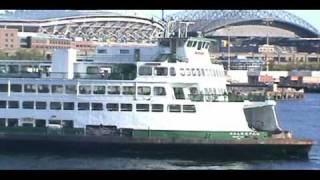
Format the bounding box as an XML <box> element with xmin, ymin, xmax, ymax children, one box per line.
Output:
<box><xmin>52</xmin><ymin>85</ymin><xmax>64</xmax><ymax>94</ymax></box>
<box><xmin>24</xmin><ymin>84</ymin><xmax>36</xmax><ymax>93</ymax></box>
<box><xmin>122</xmin><ymin>86</ymin><xmax>135</xmax><ymax>95</ymax></box>
<box><xmin>50</xmin><ymin>102</ymin><xmax>62</xmax><ymax>110</ymax></box>
<box><xmin>63</xmin><ymin>102</ymin><xmax>74</xmax><ymax>110</ymax></box>
<box><xmin>120</xmin><ymin>49</ymin><xmax>129</xmax><ymax>54</ymax></box>
<box><xmin>8</xmin><ymin>101</ymin><xmax>19</xmax><ymax>109</ymax></box>
<box><xmin>168</xmin><ymin>104</ymin><xmax>181</xmax><ymax>112</ymax></box>
<box><xmin>91</xmin><ymin>103</ymin><xmax>103</xmax><ymax>111</ymax></box>
<box><xmin>36</xmin><ymin>101</ymin><xmax>47</xmax><ymax>110</ymax></box>
<box><xmin>107</xmin><ymin>86</ymin><xmax>120</xmax><ymax>95</ymax></box>
<box><xmin>170</xmin><ymin>67</ymin><xmax>176</xmax><ymax>76</ymax></box>
<box><xmin>10</xmin><ymin>84</ymin><xmax>22</xmax><ymax>92</ymax></box>
<box><xmin>106</xmin><ymin>103</ymin><xmax>119</xmax><ymax>111</ymax></box>
<box><xmin>10</xmin><ymin>45</ymin><xmax>13</xmax><ymax>48</ymax></box>
<box><xmin>93</xmin><ymin>86</ymin><xmax>106</xmax><ymax>94</ymax></box>
<box><xmin>65</xmin><ymin>85</ymin><xmax>76</xmax><ymax>94</ymax></box>
<box><xmin>153</xmin><ymin>87</ymin><xmax>166</xmax><ymax>96</ymax></box>
<box><xmin>0</xmin><ymin>84</ymin><xmax>8</xmax><ymax>92</ymax></box>
<box><xmin>138</xmin><ymin>66</ymin><xmax>152</xmax><ymax>76</ymax></box>
<box><xmin>121</xmin><ymin>104</ymin><xmax>132</xmax><ymax>112</ymax></box>
<box><xmin>23</xmin><ymin>101</ymin><xmax>34</xmax><ymax>109</ymax></box>
<box><xmin>78</xmin><ymin>102</ymin><xmax>89</xmax><ymax>110</ymax></box>
<box><xmin>0</xmin><ymin>101</ymin><xmax>6</xmax><ymax>108</ymax></box>
<box><xmin>5</xmin><ymin>33</ymin><xmax>8</xmax><ymax>37</ymax></box>
<box><xmin>0</xmin><ymin>118</ymin><xmax>5</xmax><ymax>127</ymax></box>
<box><xmin>38</xmin><ymin>84</ymin><xmax>49</xmax><ymax>93</ymax></box>
<box><xmin>154</xmin><ymin>67</ymin><xmax>168</xmax><ymax>76</ymax></box>
<box><xmin>7</xmin><ymin>118</ymin><xmax>18</xmax><ymax>127</ymax></box>
<box><xmin>151</xmin><ymin>104</ymin><xmax>163</xmax><ymax>112</ymax></box>
<box><xmin>5</xmin><ymin>39</ymin><xmax>8</xmax><ymax>42</ymax></box>
<box><xmin>79</xmin><ymin>85</ymin><xmax>91</xmax><ymax>94</ymax></box>
<box><xmin>183</xmin><ymin>105</ymin><xmax>196</xmax><ymax>113</ymax></box>
<box><xmin>136</xmin><ymin>104</ymin><xmax>149</xmax><ymax>112</ymax></box>
<box><xmin>138</xmin><ymin>86</ymin><xmax>151</xmax><ymax>95</ymax></box>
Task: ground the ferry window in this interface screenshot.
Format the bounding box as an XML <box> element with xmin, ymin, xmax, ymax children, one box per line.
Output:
<box><xmin>0</xmin><ymin>101</ymin><xmax>6</xmax><ymax>108</ymax></box>
<box><xmin>7</xmin><ymin>118</ymin><xmax>18</xmax><ymax>127</ymax></box>
<box><xmin>151</xmin><ymin>104</ymin><xmax>163</xmax><ymax>112</ymax></box>
<box><xmin>205</xmin><ymin>43</ymin><xmax>210</xmax><ymax>49</ymax></box>
<box><xmin>168</xmin><ymin>104</ymin><xmax>181</xmax><ymax>113</ymax></box>
<box><xmin>0</xmin><ymin>118</ymin><xmax>5</xmax><ymax>127</ymax></box>
<box><xmin>93</xmin><ymin>86</ymin><xmax>106</xmax><ymax>95</ymax></box>
<box><xmin>38</xmin><ymin>84</ymin><xmax>49</xmax><ymax>93</ymax></box>
<box><xmin>21</xmin><ymin>65</ymin><xmax>33</xmax><ymax>73</ymax></box>
<box><xmin>201</xmin><ymin>69</ymin><xmax>205</xmax><ymax>76</ymax></box>
<box><xmin>65</xmin><ymin>85</ymin><xmax>77</xmax><ymax>94</ymax></box>
<box><xmin>121</xmin><ymin>104</ymin><xmax>132</xmax><ymax>112</ymax></box>
<box><xmin>120</xmin><ymin>49</ymin><xmax>130</xmax><ymax>54</ymax></box>
<box><xmin>35</xmin><ymin>119</ymin><xmax>46</xmax><ymax>128</ymax></box>
<box><xmin>186</xmin><ymin>68</ymin><xmax>191</xmax><ymax>76</ymax></box>
<box><xmin>170</xmin><ymin>67</ymin><xmax>176</xmax><ymax>76</ymax></box>
<box><xmin>187</xmin><ymin>41</ymin><xmax>193</xmax><ymax>47</ymax></box>
<box><xmin>0</xmin><ymin>84</ymin><xmax>8</xmax><ymax>92</ymax></box>
<box><xmin>192</xmin><ymin>41</ymin><xmax>197</xmax><ymax>47</ymax></box>
<box><xmin>62</xmin><ymin>120</ymin><xmax>74</xmax><ymax>128</ymax></box>
<box><xmin>49</xmin><ymin>120</ymin><xmax>61</xmax><ymax>125</ymax></box>
<box><xmin>91</xmin><ymin>103</ymin><xmax>103</xmax><ymax>111</ymax></box>
<box><xmin>196</xmin><ymin>68</ymin><xmax>201</xmax><ymax>76</ymax></box>
<box><xmin>136</xmin><ymin>104</ymin><xmax>149</xmax><ymax>112</ymax></box>
<box><xmin>87</xmin><ymin>66</ymin><xmax>99</xmax><ymax>74</ymax></box>
<box><xmin>78</xmin><ymin>102</ymin><xmax>90</xmax><ymax>111</ymax></box>
<box><xmin>197</xmin><ymin>42</ymin><xmax>202</xmax><ymax>50</ymax></box>
<box><xmin>107</xmin><ymin>86</ymin><xmax>120</xmax><ymax>95</ymax></box>
<box><xmin>24</xmin><ymin>84</ymin><xmax>36</xmax><ymax>93</ymax></box>
<box><xmin>8</xmin><ymin>101</ymin><xmax>19</xmax><ymax>109</ymax></box>
<box><xmin>122</xmin><ymin>86</ymin><xmax>135</xmax><ymax>95</ymax></box>
<box><xmin>52</xmin><ymin>85</ymin><xmax>64</xmax><ymax>94</ymax></box>
<box><xmin>160</xmin><ymin>40</ymin><xmax>170</xmax><ymax>47</ymax></box>
<box><xmin>183</xmin><ymin>105</ymin><xmax>196</xmax><ymax>113</ymax></box>
<box><xmin>139</xmin><ymin>66</ymin><xmax>152</xmax><ymax>76</ymax></box>
<box><xmin>154</xmin><ymin>67</ymin><xmax>168</xmax><ymax>76</ymax></box>
<box><xmin>154</xmin><ymin>87</ymin><xmax>166</xmax><ymax>96</ymax></box>
<box><xmin>36</xmin><ymin>101</ymin><xmax>47</xmax><ymax>110</ymax></box>
<box><xmin>173</xmin><ymin>87</ymin><xmax>185</xmax><ymax>100</ymax></box>
<box><xmin>97</xmin><ymin>49</ymin><xmax>107</xmax><ymax>54</ymax></box>
<box><xmin>79</xmin><ymin>85</ymin><xmax>91</xmax><ymax>94</ymax></box>
<box><xmin>63</xmin><ymin>102</ymin><xmax>74</xmax><ymax>110</ymax></box>
<box><xmin>106</xmin><ymin>103</ymin><xmax>119</xmax><ymax>111</ymax></box>
<box><xmin>8</xmin><ymin>65</ymin><xmax>19</xmax><ymax>73</ymax></box>
<box><xmin>23</xmin><ymin>101</ymin><xmax>34</xmax><ymax>109</ymax></box>
<box><xmin>50</xmin><ymin>102</ymin><xmax>62</xmax><ymax>110</ymax></box>
<box><xmin>11</xmin><ymin>84</ymin><xmax>22</xmax><ymax>92</ymax></box>
<box><xmin>180</xmin><ymin>68</ymin><xmax>185</xmax><ymax>76</ymax></box>
<box><xmin>0</xmin><ymin>65</ymin><xmax>6</xmax><ymax>73</ymax></box>
<box><xmin>138</xmin><ymin>86</ymin><xmax>151</xmax><ymax>95</ymax></box>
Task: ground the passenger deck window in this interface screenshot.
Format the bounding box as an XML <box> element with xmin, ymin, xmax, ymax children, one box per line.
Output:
<box><xmin>35</xmin><ymin>119</ymin><xmax>46</xmax><ymax>128</ymax></box>
<box><xmin>65</xmin><ymin>85</ymin><xmax>77</xmax><ymax>94</ymax></box>
<box><xmin>0</xmin><ymin>101</ymin><xmax>6</xmax><ymax>108</ymax></box>
<box><xmin>63</xmin><ymin>102</ymin><xmax>74</xmax><ymax>110</ymax></box>
<box><xmin>151</xmin><ymin>104</ymin><xmax>163</xmax><ymax>112</ymax></box>
<box><xmin>187</xmin><ymin>41</ymin><xmax>193</xmax><ymax>47</ymax></box>
<box><xmin>62</xmin><ymin>120</ymin><xmax>74</xmax><ymax>128</ymax></box>
<box><xmin>36</xmin><ymin>101</ymin><xmax>47</xmax><ymax>110</ymax></box>
<box><xmin>78</xmin><ymin>102</ymin><xmax>90</xmax><ymax>111</ymax></box>
<box><xmin>38</xmin><ymin>84</ymin><xmax>49</xmax><ymax>93</ymax></box>
<box><xmin>173</xmin><ymin>87</ymin><xmax>185</xmax><ymax>100</ymax></box>
<box><xmin>138</xmin><ymin>86</ymin><xmax>151</xmax><ymax>95</ymax></box>
<box><xmin>23</xmin><ymin>101</ymin><xmax>34</xmax><ymax>109</ymax></box>
<box><xmin>154</xmin><ymin>67</ymin><xmax>168</xmax><ymax>76</ymax></box>
<box><xmin>192</xmin><ymin>41</ymin><xmax>197</xmax><ymax>47</ymax></box>
<box><xmin>91</xmin><ymin>103</ymin><xmax>103</xmax><ymax>111</ymax></box>
<box><xmin>136</xmin><ymin>104</ymin><xmax>149</xmax><ymax>112</ymax></box>
<box><xmin>79</xmin><ymin>85</ymin><xmax>91</xmax><ymax>94</ymax></box>
<box><xmin>107</xmin><ymin>86</ymin><xmax>120</xmax><ymax>95</ymax></box>
<box><xmin>0</xmin><ymin>84</ymin><xmax>8</xmax><ymax>92</ymax></box>
<box><xmin>122</xmin><ymin>86</ymin><xmax>135</xmax><ymax>95</ymax></box>
<box><xmin>50</xmin><ymin>102</ymin><xmax>62</xmax><ymax>110</ymax></box>
<box><xmin>183</xmin><ymin>105</ymin><xmax>196</xmax><ymax>113</ymax></box>
<box><xmin>170</xmin><ymin>67</ymin><xmax>176</xmax><ymax>76</ymax></box>
<box><xmin>93</xmin><ymin>86</ymin><xmax>106</xmax><ymax>94</ymax></box>
<box><xmin>197</xmin><ymin>42</ymin><xmax>202</xmax><ymax>50</ymax></box>
<box><xmin>10</xmin><ymin>84</ymin><xmax>22</xmax><ymax>92</ymax></box>
<box><xmin>154</xmin><ymin>87</ymin><xmax>166</xmax><ymax>96</ymax></box>
<box><xmin>168</xmin><ymin>104</ymin><xmax>181</xmax><ymax>112</ymax></box>
<box><xmin>24</xmin><ymin>84</ymin><xmax>36</xmax><ymax>93</ymax></box>
<box><xmin>52</xmin><ymin>85</ymin><xmax>64</xmax><ymax>94</ymax></box>
<box><xmin>139</xmin><ymin>66</ymin><xmax>152</xmax><ymax>76</ymax></box>
<box><xmin>121</xmin><ymin>104</ymin><xmax>132</xmax><ymax>112</ymax></box>
<box><xmin>8</xmin><ymin>101</ymin><xmax>19</xmax><ymax>109</ymax></box>
<box><xmin>0</xmin><ymin>118</ymin><xmax>5</xmax><ymax>127</ymax></box>
<box><xmin>7</xmin><ymin>118</ymin><xmax>18</xmax><ymax>127</ymax></box>
<box><xmin>107</xmin><ymin>103</ymin><xmax>119</xmax><ymax>111</ymax></box>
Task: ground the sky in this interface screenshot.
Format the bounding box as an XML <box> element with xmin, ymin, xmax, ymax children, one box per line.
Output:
<box><xmin>1</xmin><ymin>10</ymin><xmax>320</xmax><ymax>31</ymax></box>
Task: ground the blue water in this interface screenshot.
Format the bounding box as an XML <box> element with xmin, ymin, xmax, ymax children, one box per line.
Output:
<box><xmin>0</xmin><ymin>94</ymin><xmax>320</xmax><ymax>170</ymax></box>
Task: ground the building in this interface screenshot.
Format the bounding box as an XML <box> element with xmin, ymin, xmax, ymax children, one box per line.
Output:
<box><xmin>0</xmin><ymin>28</ymin><xmax>19</xmax><ymax>51</ymax></box>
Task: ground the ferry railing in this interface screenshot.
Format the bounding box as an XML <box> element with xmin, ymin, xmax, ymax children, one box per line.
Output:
<box><xmin>48</xmin><ymin>72</ymin><xmax>137</xmax><ymax>80</ymax></box>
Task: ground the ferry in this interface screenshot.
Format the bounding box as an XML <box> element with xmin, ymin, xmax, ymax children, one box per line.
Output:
<box><xmin>0</xmin><ymin>24</ymin><xmax>314</xmax><ymax>160</ymax></box>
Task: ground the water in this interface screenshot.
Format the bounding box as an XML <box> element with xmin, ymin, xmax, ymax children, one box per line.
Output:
<box><xmin>0</xmin><ymin>94</ymin><xmax>320</xmax><ymax>170</ymax></box>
